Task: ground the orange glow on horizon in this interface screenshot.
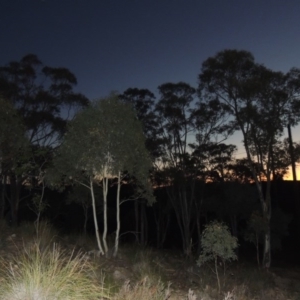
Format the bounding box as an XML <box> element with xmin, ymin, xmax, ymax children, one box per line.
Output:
<box><xmin>283</xmin><ymin>165</ymin><xmax>300</xmax><ymax>181</ymax></box>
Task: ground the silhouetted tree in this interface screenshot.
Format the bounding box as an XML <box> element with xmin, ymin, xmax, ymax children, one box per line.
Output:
<box><xmin>0</xmin><ymin>97</ymin><xmax>29</xmax><ymax>220</ymax></box>
<box><xmin>154</xmin><ymin>82</ymin><xmax>197</xmax><ymax>256</ymax></box>
<box><xmin>119</xmin><ymin>88</ymin><xmax>160</xmax><ymax>245</ymax></box>
<box><xmin>198</xmin><ymin>49</ymin><xmax>300</xmax><ymax>268</ymax></box>
<box><xmin>0</xmin><ymin>54</ymin><xmax>88</xmax><ymax>226</ymax></box>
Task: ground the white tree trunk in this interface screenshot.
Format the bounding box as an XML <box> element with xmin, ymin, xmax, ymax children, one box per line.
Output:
<box><xmin>263</xmin><ymin>229</ymin><xmax>271</xmax><ymax>268</ymax></box>
<box><xmin>113</xmin><ymin>171</ymin><xmax>121</xmax><ymax>257</ymax></box>
<box><xmin>243</xmin><ymin>137</ymin><xmax>272</xmax><ymax>269</ymax></box>
<box><xmin>102</xmin><ymin>175</ymin><xmax>109</xmax><ymax>255</ymax></box>
<box><xmin>90</xmin><ymin>177</ymin><xmax>104</xmax><ymax>255</ymax></box>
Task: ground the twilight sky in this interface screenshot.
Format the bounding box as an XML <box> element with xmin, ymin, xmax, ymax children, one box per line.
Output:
<box><xmin>1</xmin><ymin>0</ymin><xmax>300</xmax><ymax>167</ymax></box>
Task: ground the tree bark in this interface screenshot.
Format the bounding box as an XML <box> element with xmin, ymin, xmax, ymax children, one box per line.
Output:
<box><xmin>113</xmin><ymin>171</ymin><xmax>121</xmax><ymax>257</ymax></box>
<box><xmin>90</xmin><ymin>177</ymin><xmax>104</xmax><ymax>255</ymax></box>
<box><xmin>102</xmin><ymin>176</ymin><xmax>109</xmax><ymax>255</ymax></box>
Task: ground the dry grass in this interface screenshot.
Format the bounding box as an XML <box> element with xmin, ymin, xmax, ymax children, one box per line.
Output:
<box><xmin>0</xmin><ymin>221</ymin><xmax>299</xmax><ymax>300</ymax></box>
<box><xmin>113</xmin><ymin>277</ymin><xmax>171</xmax><ymax>300</ymax></box>
<box><xmin>0</xmin><ymin>225</ymin><xmax>109</xmax><ymax>300</ymax></box>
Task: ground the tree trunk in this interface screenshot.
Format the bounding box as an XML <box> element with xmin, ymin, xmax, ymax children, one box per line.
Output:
<box><xmin>90</xmin><ymin>178</ymin><xmax>104</xmax><ymax>255</ymax></box>
<box><xmin>9</xmin><ymin>174</ymin><xmax>22</xmax><ymax>227</ymax></box>
<box><xmin>244</xmin><ymin>137</ymin><xmax>272</xmax><ymax>269</ymax></box>
<box><xmin>144</xmin><ymin>201</ymin><xmax>148</xmax><ymax>244</ymax></box>
<box><xmin>255</xmin><ymin>184</ymin><xmax>271</xmax><ymax>269</ymax></box>
<box><xmin>262</xmin><ymin>226</ymin><xmax>271</xmax><ymax>268</ymax></box>
<box><xmin>83</xmin><ymin>205</ymin><xmax>88</xmax><ymax>235</ymax></box>
<box><xmin>102</xmin><ymin>176</ymin><xmax>109</xmax><ymax>255</ymax></box>
<box><xmin>288</xmin><ymin>124</ymin><xmax>300</xmax><ymax>241</ymax></box>
<box><xmin>196</xmin><ymin>211</ymin><xmax>202</xmax><ymax>255</ymax></box>
<box><xmin>153</xmin><ymin>199</ymin><xmax>170</xmax><ymax>249</ymax></box>
<box><xmin>170</xmin><ymin>194</ymin><xmax>192</xmax><ymax>255</ymax></box>
<box><xmin>113</xmin><ymin>171</ymin><xmax>121</xmax><ymax>257</ymax></box>
<box><xmin>135</xmin><ymin>199</ymin><xmax>140</xmax><ymax>243</ymax></box>
<box><xmin>140</xmin><ymin>199</ymin><xmax>148</xmax><ymax>246</ymax></box>
<box><xmin>0</xmin><ymin>174</ymin><xmax>6</xmax><ymax>219</ymax></box>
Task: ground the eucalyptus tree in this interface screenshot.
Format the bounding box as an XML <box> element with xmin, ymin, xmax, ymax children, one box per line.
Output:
<box><xmin>226</xmin><ymin>158</ymin><xmax>257</xmax><ymax>183</ymax></box>
<box><xmin>0</xmin><ymin>54</ymin><xmax>88</xmax><ymax>226</ymax></box>
<box><xmin>191</xmin><ymin>142</ymin><xmax>237</xmax><ymax>182</ymax></box>
<box><xmin>118</xmin><ymin>88</ymin><xmax>158</xmax><ymax>151</ymax></box>
<box><xmin>49</xmin><ymin>95</ymin><xmax>153</xmax><ymax>257</ymax></box>
<box><xmin>269</xmin><ymin>138</ymin><xmax>300</xmax><ymax>180</ymax></box>
<box><xmin>154</xmin><ymin>82</ymin><xmax>234</xmax><ymax>255</ymax></box>
<box><xmin>119</xmin><ymin>88</ymin><xmax>160</xmax><ymax>245</ymax></box>
<box><xmin>198</xmin><ymin>49</ymin><xmax>300</xmax><ymax>268</ymax></box>
<box><xmin>190</xmin><ymin>96</ymin><xmax>234</xmax><ymax>251</ymax></box>
<box><xmin>154</xmin><ymin>82</ymin><xmax>197</xmax><ymax>256</ymax></box>
<box><xmin>0</xmin><ymin>97</ymin><xmax>29</xmax><ymax>220</ymax></box>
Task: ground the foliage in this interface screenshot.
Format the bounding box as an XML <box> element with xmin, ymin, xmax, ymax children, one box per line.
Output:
<box><xmin>197</xmin><ymin>220</ymin><xmax>238</xmax><ymax>292</ymax></box>
<box><xmin>51</xmin><ymin>95</ymin><xmax>153</xmax><ymax>195</ymax></box>
<box><xmin>198</xmin><ymin>221</ymin><xmax>238</xmax><ymax>265</ymax></box>
<box><xmin>270</xmin><ymin>208</ymin><xmax>292</xmax><ymax>250</ymax></box>
<box><xmin>48</xmin><ymin>94</ymin><xmax>154</xmax><ymax>257</ymax></box>
<box><xmin>198</xmin><ymin>48</ymin><xmax>300</xmax><ymax>269</ymax></box>
<box><xmin>245</xmin><ymin>208</ymin><xmax>292</xmax><ymax>267</ymax></box>
<box><xmin>119</xmin><ymin>88</ymin><xmax>161</xmax><ymax>159</ymax></box>
<box><xmin>0</xmin><ymin>96</ymin><xmax>29</xmax><ymax>174</ymax></box>
<box><xmin>244</xmin><ymin>210</ymin><xmax>268</xmax><ymax>267</ymax></box>
<box><xmin>0</xmin><ymin>54</ymin><xmax>88</xmax><ymax>226</ymax></box>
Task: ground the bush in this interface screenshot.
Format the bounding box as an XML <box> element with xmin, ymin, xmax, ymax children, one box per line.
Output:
<box><xmin>197</xmin><ymin>220</ymin><xmax>238</xmax><ymax>292</ymax></box>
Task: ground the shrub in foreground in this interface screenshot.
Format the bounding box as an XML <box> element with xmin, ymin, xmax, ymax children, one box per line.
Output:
<box><xmin>197</xmin><ymin>221</ymin><xmax>238</xmax><ymax>293</ymax></box>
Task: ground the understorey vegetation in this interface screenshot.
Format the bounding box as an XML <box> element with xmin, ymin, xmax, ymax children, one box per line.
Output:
<box><xmin>1</xmin><ymin>50</ymin><xmax>300</xmax><ymax>298</ymax></box>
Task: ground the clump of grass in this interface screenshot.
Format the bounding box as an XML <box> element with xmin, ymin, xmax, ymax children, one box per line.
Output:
<box><xmin>113</xmin><ymin>276</ymin><xmax>171</xmax><ymax>300</ymax></box>
<box><xmin>0</xmin><ymin>242</ymin><xmax>109</xmax><ymax>300</ymax></box>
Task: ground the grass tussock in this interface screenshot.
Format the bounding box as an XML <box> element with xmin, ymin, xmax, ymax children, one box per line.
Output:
<box><xmin>113</xmin><ymin>277</ymin><xmax>171</xmax><ymax>300</ymax></box>
<box><xmin>0</xmin><ymin>240</ymin><xmax>109</xmax><ymax>300</ymax></box>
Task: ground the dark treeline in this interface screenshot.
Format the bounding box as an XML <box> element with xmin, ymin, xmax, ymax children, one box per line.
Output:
<box><xmin>1</xmin><ymin>50</ymin><xmax>300</xmax><ymax>268</ymax></box>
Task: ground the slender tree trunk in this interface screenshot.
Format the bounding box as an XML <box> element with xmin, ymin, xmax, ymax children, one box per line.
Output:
<box><xmin>90</xmin><ymin>177</ymin><xmax>104</xmax><ymax>255</ymax></box>
<box><xmin>254</xmin><ymin>184</ymin><xmax>271</xmax><ymax>269</ymax></box>
<box><xmin>140</xmin><ymin>199</ymin><xmax>145</xmax><ymax>245</ymax></box>
<box><xmin>262</xmin><ymin>227</ymin><xmax>271</xmax><ymax>268</ymax></box>
<box><xmin>243</xmin><ymin>135</ymin><xmax>272</xmax><ymax>269</ymax></box>
<box><xmin>288</xmin><ymin>124</ymin><xmax>300</xmax><ymax>241</ymax></box>
<box><xmin>34</xmin><ymin>179</ymin><xmax>46</xmax><ymax>236</ymax></box>
<box><xmin>135</xmin><ymin>199</ymin><xmax>140</xmax><ymax>243</ymax></box>
<box><xmin>140</xmin><ymin>199</ymin><xmax>148</xmax><ymax>246</ymax></box>
<box><xmin>0</xmin><ymin>174</ymin><xmax>6</xmax><ymax>219</ymax></box>
<box><xmin>153</xmin><ymin>202</ymin><xmax>170</xmax><ymax>249</ymax></box>
<box><xmin>153</xmin><ymin>209</ymin><xmax>161</xmax><ymax>248</ymax></box>
<box><xmin>113</xmin><ymin>171</ymin><xmax>121</xmax><ymax>257</ymax></box>
<box><xmin>165</xmin><ymin>183</ymin><xmax>194</xmax><ymax>256</ymax></box>
<box><xmin>215</xmin><ymin>256</ymin><xmax>221</xmax><ymax>293</ymax></box>
<box><xmin>255</xmin><ymin>233</ymin><xmax>260</xmax><ymax>267</ymax></box>
<box><xmin>83</xmin><ymin>205</ymin><xmax>88</xmax><ymax>235</ymax></box>
<box><xmin>196</xmin><ymin>209</ymin><xmax>202</xmax><ymax>254</ymax></box>
<box><xmin>9</xmin><ymin>174</ymin><xmax>22</xmax><ymax>227</ymax></box>
<box><xmin>161</xmin><ymin>212</ymin><xmax>170</xmax><ymax>248</ymax></box>
<box><xmin>102</xmin><ymin>176</ymin><xmax>109</xmax><ymax>255</ymax></box>
<box><xmin>143</xmin><ymin>200</ymin><xmax>148</xmax><ymax>245</ymax></box>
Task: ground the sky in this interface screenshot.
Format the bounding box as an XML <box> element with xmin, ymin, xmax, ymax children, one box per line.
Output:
<box><xmin>1</xmin><ymin>0</ymin><xmax>300</xmax><ymax>177</ymax></box>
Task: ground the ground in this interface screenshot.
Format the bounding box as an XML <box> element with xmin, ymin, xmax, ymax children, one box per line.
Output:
<box><xmin>0</xmin><ymin>223</ymin><xmax>299</xmax><ymax>300</ymax></box>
